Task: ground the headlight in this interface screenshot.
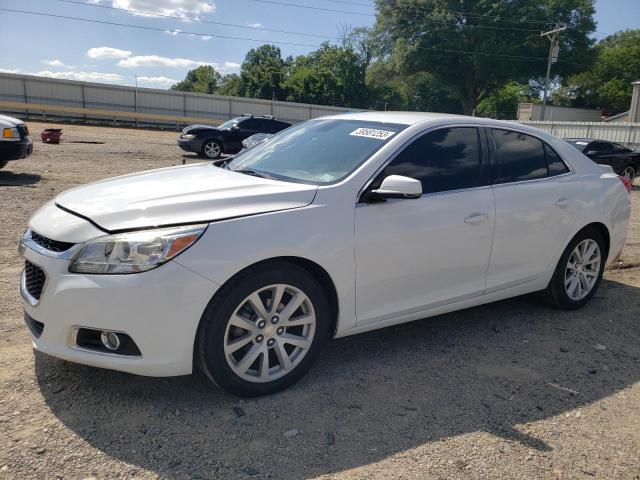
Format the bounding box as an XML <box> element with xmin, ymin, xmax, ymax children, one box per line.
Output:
<box><xmin>2</xmin><ymin>127</ymin><xmax>20</xmax><ymax>140</ymax></box>
<box><xmin>181</xmin><ymin>134</ymin><xmax>196</xmax><ymax>140</ymax></box>
<box><xmin>69</xmin><ymin>224</ymin><xmax>207</xmax><ymax>274</ymax></box>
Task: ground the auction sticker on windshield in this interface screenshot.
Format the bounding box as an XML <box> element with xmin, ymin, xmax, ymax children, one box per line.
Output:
<box><xmin>350</xmin><ymin>128</ymin><xmax>396</xmax><ymax>140</ymax></box>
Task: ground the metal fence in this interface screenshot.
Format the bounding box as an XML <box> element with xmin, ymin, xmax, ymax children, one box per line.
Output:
<box><xmin>520</xmin><ymin>121</ymin><xmax>640</xmax><ymax>149</ymax></box>
<box><xmin>0</xmin><ymin>72</ymin><xmax>361</xmax><ymax>129</ymax></box>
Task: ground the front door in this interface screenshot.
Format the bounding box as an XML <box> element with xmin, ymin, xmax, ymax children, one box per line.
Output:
<box><xmin>355</xmin><ymin>127</ymin><xmax>495</xmax><ymax>325</ymax></box>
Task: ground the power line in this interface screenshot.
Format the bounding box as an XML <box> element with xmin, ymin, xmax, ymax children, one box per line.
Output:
<box><xmin>0</xmin><ymin>8</ymin><xmax>321</xmax><ymax>48</ymax></box>
<box><xmin>58</xmin><ymin>0</ymin><xmax>340</xmax><ymax>40</ymax></box>
<box><xmin>219</xmin><ymin>0</ymin><xmax>375</xmax><ymax>16</ymax></box>
<box><xmin>2</xmin><ymin>8</ymin><xmax>590</xmax><ymax>67</ymax></box>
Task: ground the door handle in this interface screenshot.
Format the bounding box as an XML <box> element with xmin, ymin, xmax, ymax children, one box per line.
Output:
<box><xmin>554</xmin><ymin>197</ymin><xmax>571</xmax><ymax>208</ymax></box>
<box><xmin>464</xmin><ymin>213</ymin><xmax>489</xmax><ymax>224</ymax></box>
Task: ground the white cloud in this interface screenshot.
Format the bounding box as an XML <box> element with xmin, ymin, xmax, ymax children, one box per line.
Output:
<box><xmin>246</xmin><ymin>22</ymin><xmax>262</xmax><ymax>28</ymax></box>
<box><xmin>118</xmin><ymin>55</ymin><xmax>209</xmax><ymax>68</ymax></box>
<box><xmin>112</xmin><ymin>0</ymin><xmax>215</xmax><ymax>19</ymax></box>
<box><xmin>137</xmin><ymin>76</ymin><xmax>179</xmax><ymax>87</ymax></box>
<box><xmin>42</xmin><ymin>59</ymin><xmax>66</xmax><ymax>67</ymax></box>
<box><xmin>0</xmin><ymin>68</ymin><xmax>22</xmax><ymax>74</ymax></box>
<box><xmin>164</xmin><ymin>29</ymin><xmax>182</xmax><ymax>36</ymax></box>
<box><xmin>35</xmin><ymin>70</ymin><xmax>124</xmax><ymax>83</ymax></box>
<box><xmin>87</xmin><ymin>46</ymin><xmax>132</xmax><ymax>59</ymax></box>
<box><xmin>201</xmin><ymin>35</ymin><xmax>212</xmax><ymax>41</ymax></box>
<box><xmin>224</xmin><ymin>62</ymin><xmax>241</xmax><ymax>70</ymax></box>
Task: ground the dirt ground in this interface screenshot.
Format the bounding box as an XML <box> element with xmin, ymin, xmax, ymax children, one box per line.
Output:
<box><xmin>1</xmin><ymin>122</ymin><xmax>639</xmax><ymax>480</ymax></box>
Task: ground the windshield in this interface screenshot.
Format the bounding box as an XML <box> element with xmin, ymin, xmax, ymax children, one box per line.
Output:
<box><xmin>228</xmin><ymin>119</ymin><xmax>407</xmax><ymax>184</ymax></box>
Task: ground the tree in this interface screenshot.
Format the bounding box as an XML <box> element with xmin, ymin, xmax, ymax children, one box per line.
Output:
<box><xmin>170</xmin><ymin>65</ymin><xmax>222</xmax><ymax>94</ymax></box>
<box><xmin>475</xmin><ymin>81</ymin><xmax>540</xmax><ymax>119</ymax></box>
<box><xmin>284</xmin><ymin>43</ymin><xmax>369</xmax><ymax>107</ymax></box>
<box><xmin>367</xmin><ymin>59</ymin><xmax>462</xmax><ymax>113</ymax></box>
<box><xmin>374</xmin><ymin>0</ymin><xmax>596</xmax><ymax>114</ymax></box>
<box><xmin>240</xmin><ymin>45</ymin><xmax>288</xmax><ymax>100</ymax></box>
<box><xmin>217</xmin><ymin>74</ymin><xmax>244</xmax><ymax>97</ymax></box>
<box><xmin>554</xmin><ymin>30</ymin><xmax>640</xmax><ymax>113</ymax></box>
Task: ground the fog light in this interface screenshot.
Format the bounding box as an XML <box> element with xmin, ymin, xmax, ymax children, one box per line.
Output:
<box><xmin>100</xmin><ymin>331</ymin><xmax>121</xmax><ymax>351</ymax></box>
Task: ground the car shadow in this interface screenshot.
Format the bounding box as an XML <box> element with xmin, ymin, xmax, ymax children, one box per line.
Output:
<box><xmin>35</xmin><ymin>278</ymin><xmax>640</xmax><ymax>479</ymax></box>
<box><xmin>0</xmin><ymin>170</ymin><xmax>41</xmax><ymax>187</ymax></box>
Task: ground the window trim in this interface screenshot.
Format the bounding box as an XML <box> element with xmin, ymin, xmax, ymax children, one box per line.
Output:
<box><xmin>357</xmin><ymin>124</ymin><xmax>489</xmax><ymax>204</ymax></box>
<box><xmin>486</xmin><ymin>127</ymin><xmax>574</xmax><ymax>188</ymax></box>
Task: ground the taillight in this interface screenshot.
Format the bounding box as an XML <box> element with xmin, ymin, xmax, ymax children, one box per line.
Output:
<box><xmin>618</xmin><ymin>175</ymin><xmax>632</xmax><ymax>194</ymax></box>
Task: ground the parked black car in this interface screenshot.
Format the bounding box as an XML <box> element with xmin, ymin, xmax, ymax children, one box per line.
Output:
<box><xmin>565</xmin><ymin>138</ymin><xmax>639</xmax><ymax>181</ymax></box>
<box><xmin>177</xmin><ymin>115</ymin><xmax>291</xmax><ymax>159</ymax></box>
<box><xmin>0</xmin><ymin>114</ymin><xmax>33</xmax><ymax>169</ymax></box>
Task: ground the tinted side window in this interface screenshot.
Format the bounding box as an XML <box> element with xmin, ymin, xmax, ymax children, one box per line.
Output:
<box><xmin>240</xmin><ymin>119</ymin><xmax>259</xmax><ymax>130</ymax></box>
<box><xmin>377</xmin><ymin>127</ymin><xmax>484</xmax><ymax>194</ymax></box>
<box><xmin>545</xmin><ymin>144</ymin><xmax>570</xmax><ymax>176</ymax></box>
<box><xmin>491</xmin><ymin>129</ymin><xmax>547</xmax><ymax>183</ymax></box>
<box><xmin>589</xmin><ymin>141</ymin><xmax>613</xmax><ymax>153</ymax></box>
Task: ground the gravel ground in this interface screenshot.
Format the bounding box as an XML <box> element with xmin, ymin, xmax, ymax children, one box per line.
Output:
<box><xmin>0</xmin><ymin>122</ymin><xmax>639</xmax><ymax>480</ymax></box>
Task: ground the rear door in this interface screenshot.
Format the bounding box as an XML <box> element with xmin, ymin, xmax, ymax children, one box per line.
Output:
<box><xmin>485</xmin><ymin>128</ymin><xmax>582</xmax><ymax>292</ymax></box>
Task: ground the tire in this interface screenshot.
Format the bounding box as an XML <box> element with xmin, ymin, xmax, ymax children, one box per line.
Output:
<box><xmin>541</xmin><ymin>227</ymin><xmax>607</xmax><ymax>310</ymax></box>
<box><xmin>201</xmin><ymin>140</ymin><xmax>223</xmax><ymax>159</ymax></box>
<box><xmin>196</xmin><ymin>261</ymin><xmax>331</xmax><ymax>397</ymax></box>
<box><xmin>620</xmin><ymin>164</ymin><xmax>636</xmax><ymax>182</ymax></box>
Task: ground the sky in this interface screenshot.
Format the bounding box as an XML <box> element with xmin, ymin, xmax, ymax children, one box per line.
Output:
<box><xmin>0</xmin><ymin>0</ymin><xmax>638</xmax><ymax>90</ymax></box>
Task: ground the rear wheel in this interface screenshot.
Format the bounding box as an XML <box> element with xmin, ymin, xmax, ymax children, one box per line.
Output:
<box><xmin>196</xmin><ymin>261</ymin><xmax>331</xmax><ymax>397</ymax></box>
<box><xmin>542</xmin><ymin>227</ymin><xmax>607</xmax><ymax>310</ymax></box>
<box><xmin>201</xmin><ymin>140</ymin><xmax>222</xmax><ymax>159</ymax></box>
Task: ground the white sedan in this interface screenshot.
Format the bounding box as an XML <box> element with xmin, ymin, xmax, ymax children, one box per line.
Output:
<box><xmin>19</xmin><ymin>112</ymin><xmax>631</xmax><ymax>397</ymax></box>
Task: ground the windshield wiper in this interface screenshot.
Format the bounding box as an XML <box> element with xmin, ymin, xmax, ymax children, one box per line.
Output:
<box><xmin>235</xmin><ymin>168</ymin><xmax>274</xmax><ymax>179</ymax></box>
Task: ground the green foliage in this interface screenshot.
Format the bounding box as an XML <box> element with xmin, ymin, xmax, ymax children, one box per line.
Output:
<box><xmin>555</xmin><ymin>30</ymin><xmax>640</xmax><ymax>113</ymax></box>
<box><xmin>170</xmin><ymin>65</ymin><xmax>222</xmax><ymax>94</ymax></box>
<box><xmin>217</xmin><ymin>74</ymin><xmax>243</xmax><ymax>97</ymax></box>
<box><xmin>240</xmin><ymin>45</ymin><xmax>289</xmax><ymax>100</ymax></box>
<box><xmin>475</xmin><ymin>82</ymin><xmax>540</xmax><ymax>119</ymax></box>
<box><xmin>374</xmin><ymin>0</ymin><xmax>596</xmax><ymax>114</ymax></box>
<box><xmin>284</xmin><ymin>43</ymin><xmax>368</xmax><ymax>107</ymax></box>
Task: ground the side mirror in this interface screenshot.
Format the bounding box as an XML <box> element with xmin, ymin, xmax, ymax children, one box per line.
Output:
<box><xmin>371</xmin><ymin>175</ymin><xmax>422</xmax><ymax>200</ymax></box>
<box><xmin>586</xmin><ymin>150</ymin><xmax>597</xmax><ymax>156</ymax></box>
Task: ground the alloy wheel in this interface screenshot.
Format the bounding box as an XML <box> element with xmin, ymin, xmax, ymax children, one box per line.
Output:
<box><xmin>564</xmin><ymin>239</ymin><xmax>601</xmax><ymax>301</ymax></box>
<box><xmin>621</xmin><ymin>166</ymin><xmax>636</xmax><ymax>182</ymax></box>
<box><xmin>223</xmin><ymin>284</ymin><xmax>316</xmax><ymax>383</ymax></box>
<box><xmin>204</xmin><ymin>142</ymin><xmax>221</xmax><ymax>158</ymax></box>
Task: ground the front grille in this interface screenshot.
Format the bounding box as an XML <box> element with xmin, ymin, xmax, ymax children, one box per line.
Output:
<box><xmin>31</xmin><ymin>231</ymin><xmax>74</xmax><ymax>252</ymax></box>
<box><xmin>24</xmin><ymin>312</ymin><xmax>44</xmax><ymax>338</ymax></box>
<box><xmin>24</xmin><ymin>261</ymin><xmax>46</xmax><ymax>301</ymax></box>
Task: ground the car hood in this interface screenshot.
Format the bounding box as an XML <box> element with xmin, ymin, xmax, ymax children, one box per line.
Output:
<box><xmin>182</xmin><ymin>124</ymin><xmax>219</xmax><ymax>134</ymax></box>
<box><xmin>55</xmin><ymin>163</ymin><xmax>318</xmax><ymax>232</ymax></box>
<box><xmin>0</xmin><ymin>113</ymin><xmax>22</xmax><ymax>127</ymax></box>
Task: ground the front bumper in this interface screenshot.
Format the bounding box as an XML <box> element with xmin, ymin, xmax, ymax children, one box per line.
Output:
<box><xmin>1</xmin><ymin>137</ymin><xmax>33</xmax><ymax>161</ymax></box>
<box><xmin>19</xmin><ymin>235</ymin><xmax>219</xmax><ymax>377</ymax></box>
<box><xmin>177</xmin><ymin>138</ymin><xmax>199</xmax><ymax>153</ymax></box>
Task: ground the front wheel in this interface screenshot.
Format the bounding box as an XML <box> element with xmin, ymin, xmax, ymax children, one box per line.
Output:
<box><xmin>621</xmin><ymin>164</ymin><xmax>636</xmax><ymax>183</ymax></box>
<box><xmin>542</xmin><ymin>227</ymin><xmax>607</xmax><ymax>310</ymax></box>
<box><xmin>201</xmin><ymin>140</ymin><xmax>222</xmax><ymax>159</ymax></box>
<box><xmin>196</xmin><ymin>261</ymin><xmax>331</xmax><ymax>397</ymax></box>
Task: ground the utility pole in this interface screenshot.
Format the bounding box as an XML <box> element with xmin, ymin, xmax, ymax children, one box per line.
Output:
<box><xmin>540</xmin><ymin>24</ymin><xmax>566</xmax><ymax>121</ymax></box>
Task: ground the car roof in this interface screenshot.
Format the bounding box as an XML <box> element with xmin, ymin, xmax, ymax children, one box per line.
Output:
<box><xmin>321</xmin><ymin>111</ymin><xmax>462</xmax><ymax>125</ymax></box>
<box><xmin>565</xmin><ymin>138</ymin><xmax>595</xmax><ymax>143</ymax></box>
